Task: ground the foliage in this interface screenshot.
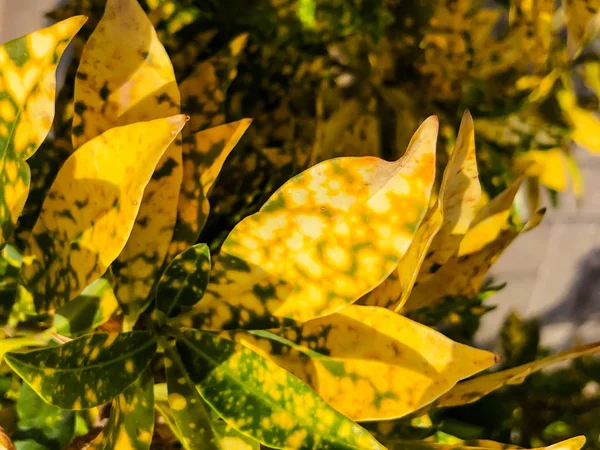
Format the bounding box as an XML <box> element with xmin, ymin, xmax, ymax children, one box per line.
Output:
<box><xmin>0</xmin><ymin>1</ymin><xmax>598</xmax><ymax>450</ymax></box>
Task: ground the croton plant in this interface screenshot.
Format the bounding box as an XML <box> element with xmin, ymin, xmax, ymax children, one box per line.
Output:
<box><xmin>0</xmin><ymin>1</ymin><xmax>598</xmax><ymax>450</ymax></box>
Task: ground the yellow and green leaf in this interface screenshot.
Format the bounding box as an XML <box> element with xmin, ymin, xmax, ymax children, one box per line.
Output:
<box><xmin>73</xmin><ymin>0</ymin><xmax>184</xmax><ymax>317</ymax></box>
<box><xmin>20</xmin><ymin>115</ymin><xmax>186</xmax><ymax>313</ymax></box>
<box><xmin>5</xmin><ymin>331</ymin><xmax>157</xmax><ymax>410</ymax></box>
<box><xmin>176</xmin><ymin>328</ymin><xmax>386</xmax><ymax>450</ymax></box>
<box><xmin>164</xmin><ymin>344</ymin><xmax>221</xmax><ymax>450</ymax></box>
<box><xmin>53</xmin><ymin>277</ymin><xmax>119</xmax><ymax>337</ymax></box>
<box><xmin>225</xmin><ymin>305</ymin><xmax>498</xmax><ymax>421</ymax></box>
<box><xmin>436</xmin><ymin>341</ymin><xmax>600</xmax><ymax>408</ymax></box>
<box><xmin>383</xmin><ymin>436</ymin><xmax>586</xmax><ymax>450</ymax></box>
<box><xmin>175</xmin><ymin>116</ymin><xmax>438</xmax><ymax>330</ymax></box>
<box><xmin>0</xmin><ymin>16</ymin><xmax>86</xmax><ymax>246</ymax></box>
<box><xmin>403</xmin><ymin>207</ymin><xmax>545</xmax><ymax>312</ymax></box>
<box><xmin>87</xmin><ymin>368</ymin><xmax>155</xmax><ymax>449</ymax></box>
<box><xmin>167</xmin><ymin>120</ymin><xmax>251</xmax><ymax>260</ymax></box>
<box><xmin>157</xmin><ymin>243</ymin><xmax>211</xmax><ymax>317</ymax></box>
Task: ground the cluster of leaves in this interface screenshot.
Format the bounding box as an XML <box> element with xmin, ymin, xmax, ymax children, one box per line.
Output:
<box><xmin>0</xmin><ymin>1</ymin><xmax>598</xmax><ymax>450</ymax></box>
<box><xmin>42</xmin><ymin>0</ymin><xmax>600</xmax><ymax>251</ymax></box>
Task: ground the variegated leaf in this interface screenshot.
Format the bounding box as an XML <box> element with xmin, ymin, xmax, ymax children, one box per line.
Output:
<box><xmin>383</xmin><ymin>436</ymin><xmax>586</xmax><ymax>450</ymax></box>
<box><xmin>437</xmin><ymin>341</ymin><xmax>600</xmax><ymax>408</ymax></box>
<box><xmin>0</xmin><ymin>16</ymin><xmax>86</xmax><ymax>246</ymax></box>
<box><xmin>225</xmin><ymin>305</ymin><xmax>498</xmax><ymax>421</ymax></box>
<box><xmin>157</xmin><ymin>243</ymin><xmax>211</xmax><ymax>317</ymax></box>
<box><xmin>21</xmin><ymin>115</ymin><xmax>186</xmax><ymax>313</ymax></box>
<box><xmin>176</xmin><ymin>328</ymin><xmax>385</xmax><ymax>449</ymax></box>
<box><xmin>5</xmin><ymin>331</ymin><xmax>157</xmax><ymax>410</ymax></box>
<box><xmin>167</xmin><ymin>120</ymin><xmax>251</xmax><ymax>261</ymax></box>
<box><xmin>87</xmin><ymin>368</ymin><xmax>155</xmax><ymax>449</ymax></box>
<box><xmin>53</xmin><ymin>277</ymin><xmax>119</xmax><ymax>336</ymax></box>
<box><xmin>73</xmin><ymin>0</ymin><xmax>183</xmax><ymax>317</ymax></box>
<box><xmin>174</xmin><ymin>116</ymin><xmax>438</xmax><ymax>330</ymax></box>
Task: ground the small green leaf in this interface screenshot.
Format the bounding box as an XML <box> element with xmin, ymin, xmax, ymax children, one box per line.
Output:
<box><xmin>156</xmin><ymin>243</ymin><xmax>211</xmax><ymax>317</ymax></box>
<box><xmin>14</xmin><ymin>383</ymin><xmax>75</xmax><ymax>450</ymax></box>
<box><xmin>86</xmin><ymin>369</ymin><xmax>155</xmax><ymax>449</ymax></box>
<box><xmin>5</xmin><ymin>331</ymin><xmax>157</xmax><ymax>410</ymax></box>
<box><xmin>176</xmin><ymin>329</ymin><xmax>385</xmax><ymax>450</ymax></box>
<box><xmin>53</xmin><ymin>278</ymin><xmax>119</xmax><ymax>337</ymax></box>
<box><xmin>164</xmin><ymin>344</ymin><xmax>221</xmax><ymax>450</ymax></box>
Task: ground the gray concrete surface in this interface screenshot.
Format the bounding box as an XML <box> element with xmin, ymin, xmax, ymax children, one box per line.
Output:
<box><xmin>1</xmin><ymin>0</ymin><xmax>598</xmax><ymax>351</ymax></box>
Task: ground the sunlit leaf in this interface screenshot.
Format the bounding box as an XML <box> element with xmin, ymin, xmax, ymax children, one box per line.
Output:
<box><xmin>14</xmin><ymin>383</ymin><xmax>75</xmax><ymax>450</ymax></box>
<box><xmin>383</xmin><ymin>436</ymin><xmax>586</xmax><ymax>450</ymax></box>
<box><xmin>73</xmin><ymin>0</ymin><xmax>183</xmax><ymax>317</ymax></box>
<box><xmin>87</xmin><ymin>368</ymin><xmax>154</xmax><ymax>450</ymax></box>
<box><xmin>403</xmin><ymin>207</ymin><xmax>544</xmax><ymax>312</ymax></box>
<box><xmin>419</xmin><ymin>110</ymin><xmax>481</xmax><ymax>281</ymax></box>
<box><xmin>0</xmin><ymin>16</ymin><xmax>86</xmax><ymax>246</ymax></box>
<box><xmin>20</xmin><ymin>115</ymin><xmax>187</xmax><ymax>313</ymax></box>
<box><xmin>226</xmin><ymin>305</ymin><xmax>498</xmax><ymax>421</ymax></box>
<box><xmin>436</xmin><ymin>342</ymin><xmax>600</xmax><ymax>408</ymax></box>
<box><xmin>176</xmin><ymin>328</ymin><xmax>385</xmax><ymax>449</ymax></box>
<box><xmin>558</xmin><ymin>87</ymin><xmax>600</xmax><ymax>153</ymax></box>
<box><xmin>5</xmin><ymin>331</ymin><xmax>157</xmax><ymax>410</ymax></box>
<box><xmin>164</xmin><ymin>344</ymin><xmax>221</xmax><ymax>450</ymax></box>
<box><xmin>167</xmin><ymin>120</ymin><xmax>251</xmax><ymax>260</ymax></box>
<box><xmin>53</xmin><ymin>278</ymin><xmax>119</xmax><ymax>337</ymax></box>
<box><xmin>514</xmin><ymin>149</ymin><xmax>567</xmax><ymax>192</ymax></box>
<box><xmin>0</xmin><ymin>336</ymin><xmax>47</xmax><ymax>364</ymax></box>
<box><xmin>157</xmin><ymin>243</ymin><xmax>211</xmax><ymax>317</ymax></box>
<box><xmin>175</xmin><ymin>116</ymin><xmax>438</xmax><ymax>330</ymax></box>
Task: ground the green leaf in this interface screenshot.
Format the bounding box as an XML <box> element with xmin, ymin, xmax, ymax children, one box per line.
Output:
<box><xmin>5</xmin><ymin>331</ymin><xmax>157</xmax><ymax>410</ymax></box>
<box><xmin>52</xmin><ymin>278</ymin><xmax>119</xmax><ymax>337</ymax></box>
<box><xmin>213</xmin><ymin>421</ymin><xmax>260</xmax><ymax>450</ymax></box>
<box><xmin>86</xmin><ymin>369</ymin><xmax>154</xmax><ymax>449</ymax></box>
<box><xmin>175</xmin><ymin>328</ymin><xmax>385</xmax><ymax>450</ymax></box>
<box><xmin>164</xmin><ymin>344</ymin><xmax>221</xmax><ymax>450</ymax></box>
<box><xmin>156</xmin><ymin>243</ymin><xmax>211</xmax><ymax>317</ymax></box>
<box><xmin>14</xmin><ymin>383</ymin><xmax>75</xmax><ymax>450</ymax></box>
<box><xmin>382</xmin><ymin>436</ymin><xmax>586</xmax><ymax>450</ymax></box>
<box><xmin>14</xmin><ymin>441</ymin><xmax>47</xmax><ymax>450</ymax></box>
<box><xmin>0</xmin><ymin>16</ymin><xmax>86</xmax><ymax>247</ymax></box>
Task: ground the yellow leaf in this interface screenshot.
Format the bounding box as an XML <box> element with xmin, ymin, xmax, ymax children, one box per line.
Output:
<box><xmin>514</xmin><ymin>149</ymin><xmax>567</xmax><ymax>192</ymax></box>
<box><xmin>383</xmin><ymin>436</ymin><xmax>586</xmax><ymax>450</ymax></box>
<box><xmin>403</xmin><ymin>207</ymin><xmax>545</xmax><ymax>312</ymax></box>
<box><xmin>225</xmin><ymin>305</ymin><xmax>498</xmax><ymax>421</ymax></box>
<box><xmin>420</xmin><ymin>110</ymin><xmax>481</xmax><ymax>280</ymax></box>
<box><xmin>564</xmin><ymin>0</ymin><xmax>600</xmax><ymax>53</ymax></box>
<box><xmin>21</xmin><ymin>115</ymin><xmax>187</xmax><ymax>313</ymax></box>
<box><xmin>437</xmin><ymin>342</ymin><xmax>600</xmax><ymax>408</ymax></box>
<box><xmin>74</xmin><ymin>0</ymin><xmax>183</xmax><ymax>316</ymax></box>
<box><xmin>174</xmin><ymin>116</ymin><xmax>438</xmax><ymax>330</ymax></box>
<box><xmin>167</xmin><ymin>120</ymin><xmax>252</xmax><ymax>261</ymax></box>
<box><xmin>0</xmin><ymin>16</ymin><xmax>86</xmax><ymax>246</ymax></box>
<box><xmin>558</xmin><ymin>87</ymin><xmax>600</xmax><ymax>153</ymax></box>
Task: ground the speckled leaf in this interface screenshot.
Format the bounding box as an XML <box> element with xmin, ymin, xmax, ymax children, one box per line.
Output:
<box><xmin>164</xmin><ymin>344</ymin><xmax>221</xmax><ymax>450</ymax></box>
<box><xmin>179</xmin><ymin>34</ymin><xmax>248</xmax><ymax>134</ymax></box>
<box><xmin>167</xmin><ymin>120</ymin><xmax>251</xmax><ymax>261</ymax></box>
<box><xmin>418</xmin><ymin>110</ymin><xmax>481</xmax><ymax>281</ymax></box>
<box><xmin>403</xmin><ymin>208</ymin><xmax>545</xmax><ymax>312</ymax></box>
<box><xmin>53</xmin><ymin>278</ymin><xmax>119</xmax><ymax>337</ymax></box>
<box><xmin>225</xmin><ymin>305</ymin><xmax>498</xmax><ymax>421</ymax></box>
<box><xmin>0</xmin><ymin>16</ymin><xmax>86</xmax><ymax>247</ymax></box>
<box><xmin>383</xmin><ymin>436</ymin><xmax>586</xmax><ymax>450</ymax></box>
<box><xmin>176</xmin><ymin>328</ymin><xmax>385</xmax><ymax>450</ymax></box>
<box><xmin>175</xmin><ymin>116</ymin><xmax>438</xmax><ymax>330</ymax></box>
<box><xmin>0</xmin><ymin>336</ymin><xmax>48</xmax><ymax>363</ymax></box>
<box><xmin>5</xmin><ymin>331</ymin><xmax>157</xmax><ymax>410</ymax></box>
<box><xmin>15</xmin><ymin>383</ymin><xmax>75</xmax><ymax>450</ymax></box>
<box><xmin>213</xmin><ymin>421</ymin><xmax>260</xmax><ymax>450</ymax></box>
<box><xmin>437</xmin><ymin>341</ymin><xmax>600</xmax><ymax>408</ymax></box>
<box><xmin>73</xmin><ymin>0</ymin><xmax>184</xmax><ymax>317</ymax></box>
<box><xmin>361</xmin><ymin>110</ymin><xmax>478</xmax><ymax>310</ymax></box>
<box><xmin>20</xmin><ymin>115</ymin><xmax>187</xmax><ymax>313</ymax></box>
<box><xmin>157</xmin><ymin>244</ymin><xmax>211</xmax><ymax>317</ymax></box>
<box><xmin>87</xmin><ymin>368</ymin><xmax>155</xmax><ymax>450</ymax></box>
